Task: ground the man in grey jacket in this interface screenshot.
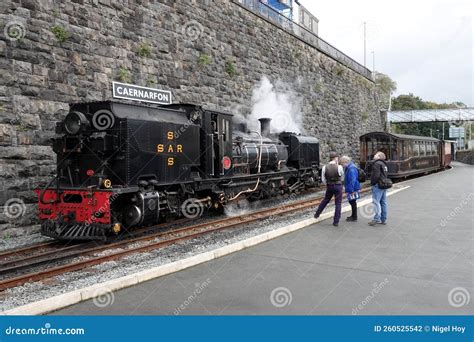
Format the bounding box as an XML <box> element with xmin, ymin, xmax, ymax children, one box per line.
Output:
<box><xmin>369</xmin><ymin>151</ymin><xmax>389</xmax><ymax>226</ymax></box>
<box><xmin>314</xmin><ymin>152</ymin><xmax>344</xmax><ymax>226</ymax></box>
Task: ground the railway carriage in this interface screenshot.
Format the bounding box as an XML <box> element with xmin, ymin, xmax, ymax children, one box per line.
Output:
<box><xmin>360</xmin><ymin>132</ymin><xmax>454</xmax><ymax>178</ymax></box>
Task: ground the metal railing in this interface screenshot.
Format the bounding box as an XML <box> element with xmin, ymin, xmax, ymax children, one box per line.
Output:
<box><xmin>388</xmin><ymin>108</ymin><xmax>474</xmax><ymax>123</ymax></box>
<box><xmin>234</xmin><ymin>0</ymin><xmax>373</xmax><ymax>80</ymax></box>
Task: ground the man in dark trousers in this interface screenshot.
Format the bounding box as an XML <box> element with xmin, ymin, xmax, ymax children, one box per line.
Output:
<box><xmin>314</xmin><ymin>152</ymin><xmax>344</xmax><ymax>227</ymax></box>
<box><xmin>369</xmin><ymin>151</ymin><xmax>389</xmax><ymax>226</ymax></box>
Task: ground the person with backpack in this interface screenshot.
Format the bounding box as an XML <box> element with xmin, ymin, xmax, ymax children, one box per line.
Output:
<box><xmin>369</xmin><ymin>151</ymin><xmax>392</xmax><ymax>226</ymax></box>
<box><xmin>339</xmin><ymin>156</ymin><xmax>361</xmax><ymax>222</ymax></box>
<box><xmin>314</xmin><ymin>152</ymin><xmax>344</xmax><ymax>227</ymax></box>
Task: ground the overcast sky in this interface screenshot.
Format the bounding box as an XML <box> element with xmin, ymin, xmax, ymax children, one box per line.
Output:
<box><xmin>298</xmin><ymin>0</ymin><xmax>473</xmax><ymax>106</ymax></box>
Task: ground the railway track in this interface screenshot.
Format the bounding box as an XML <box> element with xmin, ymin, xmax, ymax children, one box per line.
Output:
<box><xmin>0</xmin><ymin>187</ymin><xmax>372</xmax><ymax>292</ymax></box>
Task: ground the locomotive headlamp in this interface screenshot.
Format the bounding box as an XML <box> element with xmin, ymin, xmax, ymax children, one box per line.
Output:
<box><xmin>112</xmin><ymin>223</ymin><xmax>121</xmax><ymax>234</ymax></box>
<box><xmin>64</xmin><ymin>111</ymin><xmax>89</xmax><ymax>135</ymax></box>
<box><xmin>103</xmin><ymin>179</ymin><xmax>112</xmax><ymax>188</ymax></box>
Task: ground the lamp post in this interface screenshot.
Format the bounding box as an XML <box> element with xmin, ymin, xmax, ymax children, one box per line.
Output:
<box><xmin>363</xmin><ymin>22</ymin><xmax>367</xmax><ymax>67</ymax></box>
<box><xmin>371</xmin><ymin>51</ymin><xmax>375</xmax><ymax>71</ymax></box>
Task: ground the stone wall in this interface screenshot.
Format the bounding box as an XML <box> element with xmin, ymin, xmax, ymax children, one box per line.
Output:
<box><xmin>0</xmin><ymin>0</ymin><xmax>382</xmax><ymax>231</ymax></box>
<box><xmin>455</xmin><ymin>150</ymin><xmax>474</xmax><ymax>165</ymax></box>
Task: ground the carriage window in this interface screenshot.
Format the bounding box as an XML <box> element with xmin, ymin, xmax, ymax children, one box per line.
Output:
<box><xmin>360</xmin><ymin>141</ymin><xmax>368</xmax><ymax>162</ymax></box>
<box><xmin>375</xmin><ymin>141</ymin><xmax>390</xmax><ymax>159</ymax></box>
<box><xmin>390</xmin><ymin>140</ymin><xmax>398</xmax><ymax>160</ymax></box>
<box><xmin>398</xmin><ymin>141</ymin><xmax>404</xmax><ymax>160</ymax></box>
<box><xmin>420</xmin><ymin>142</ymin><xmax>426</xmax><ymax>156</ymax></box>
<box><xmin>426</xmin><ymin>143</ymin><xmax>431</xmax><ymax>155</ymax></box>
<box><xmin>433</xmin><ymin>142</ymin><xmax>438</xmax><ymax>155</ymax></box>
<box><xmin>402</xmin><ymin>141</ymin><xmax>410</xmax><ymax>159</ymax></box>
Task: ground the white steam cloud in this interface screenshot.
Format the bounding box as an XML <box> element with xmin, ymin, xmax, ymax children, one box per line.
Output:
<box><xmin>247</xmin><ymin>76</ymin><xmax>304</xmax><ymax>134</ymax></box>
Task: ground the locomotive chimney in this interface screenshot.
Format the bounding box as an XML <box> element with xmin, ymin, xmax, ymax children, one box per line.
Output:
<box><xmin>258</xmin><ymin>118</ymin><xmax>271</xmax><ymax>137</ymax></box>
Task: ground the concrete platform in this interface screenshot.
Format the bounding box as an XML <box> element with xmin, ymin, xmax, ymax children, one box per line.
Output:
<box><xmin>53</xmin><ymin>162</ymin><xmax>473</xmax><ymax>315</ymax></box>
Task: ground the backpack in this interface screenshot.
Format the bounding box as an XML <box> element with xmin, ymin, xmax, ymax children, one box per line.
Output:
<box><xmin>378</xmin><ymin>177</ymin><xmax>393</xmax><ymax>189</ymax></box>
<box><xmin>357</xmin><ymin>167</ymin><xmax>366</xmax><ymax>183</ymax></box>
<box><xmin>376</xmin><ymin>162</ymin><xmax>392</xmax><ymax>189</ymax></box>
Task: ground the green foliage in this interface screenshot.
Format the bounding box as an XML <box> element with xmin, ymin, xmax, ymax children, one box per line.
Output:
<box><xmin>117</xmin><ymin>68</ymin><xmax>131</xmax><ymax>83</ymax></box>
<box><xmin>335</xmin><ymin>65</ymin><xmax>344</xmax><ymax>76</ymax></box>
<box><xmin>138</xmin><ymin>42</ymin><xmax>152</xmax><ymax>58</ymax></box>
<box><xmin>375</xmin><ymin>72</ymin><xmax>397</xmax><ymax>94</ymax></box>
<box><xmin>374</xmin><ymin>72</ymin><xmax>397</xmax><ymax>110</ymax></box>
<box><xmin>17</xmin><ymin>122</ymin><xmax>29</xmax><ymax>132</ymax></box>
<box><xmin>198</xmin><ymin>54</ymin><xmax>212</xmax><ymax>66</ymax></box>
<box><xmin>225</xmin><ymin>61</ymin><xmax>236</xmax><ymax>77</ymax></box>
<box><xmin>391</xmin><ymin>93</ymin><xmax>464</xmax><ymax>111</ymax></box>
<box><xmin>146</xmin><ymin>77</ymin><xmax>156</xmax><ymax>87</ymax></box>
<box><xmin>392</xmin><ymin>122</ymin><xmax>448</xmax><ymax>139</ymax></box>
<box><xmin>51</xmin><ymin>25</ymin><xmax>69</xmax><ymax>43</ymax></box>
<box><xmin>313</xmin><ymin>82</ymin><xmax>322</xmax><ymax>93</ymax></box>
<box><xmin>361</xmin><ymin>112</ymin><xmax>369</xmax><ymax>121</ymax></box>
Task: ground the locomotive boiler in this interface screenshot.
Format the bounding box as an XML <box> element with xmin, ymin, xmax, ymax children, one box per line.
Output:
<box><xmin>37</xmin><ymin>101</ymin><xmax>320</xmax><ymax>241</ymax></box>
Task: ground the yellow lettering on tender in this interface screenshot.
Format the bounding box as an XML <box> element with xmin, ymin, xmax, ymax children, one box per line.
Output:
<box><xmin>177</xmin><ymin>144</ymin><xmax>183</xmax><ymax>153</ymax></box>
<box><xmin>157</xmin><ymin>144</ymin><xmax>164</xmax><ymax>153</ymax></box>
<box><xmin>167</xmin><ymin>157</ymin><xmax>174</xmax><ymax>166</ymax></box>
<box><xmin>167</xmin><ymin>131</ymin><xmax>174</xmax><ymax>140</ymax></box>
<box><xmin>168</xmin><ymin>145</ymin><xmax>174</xmax><ymax>153</ymax></box>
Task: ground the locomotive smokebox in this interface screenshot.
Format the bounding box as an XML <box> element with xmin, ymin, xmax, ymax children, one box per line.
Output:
<box><xmin>258</xmin><ymin>118</ymin><xmax>271</xmax><ymax>137</ymax></box>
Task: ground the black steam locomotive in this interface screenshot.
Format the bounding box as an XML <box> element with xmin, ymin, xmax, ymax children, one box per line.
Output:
<box><xmin>37</xmin><ymin>101</ymin><xmax>320</xmax><ymax>241</ymax></box>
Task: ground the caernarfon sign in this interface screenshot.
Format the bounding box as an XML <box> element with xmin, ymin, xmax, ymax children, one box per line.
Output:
<box><xmin>112</xmin><ymin>81</ymin><xmax>172</xmax><ymax>105</ymax></box>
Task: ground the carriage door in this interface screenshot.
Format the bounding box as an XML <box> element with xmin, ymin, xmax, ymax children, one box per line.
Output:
<box><xmin>212</xmin><ymin>113</ymin><xmax>233</xmax><ymax>177</ymax></box>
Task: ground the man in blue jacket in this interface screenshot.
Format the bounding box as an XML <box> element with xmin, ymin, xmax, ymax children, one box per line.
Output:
<box><xmin>340</xmin><ymin>156</ymin><xmax>361</xmax><ymax>221</ymax></box>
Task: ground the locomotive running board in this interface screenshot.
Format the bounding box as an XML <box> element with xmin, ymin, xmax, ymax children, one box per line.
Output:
<box><xmin>3</xmin><ymin>186</ymin><xmax>410</xmax><ymax>315</ymax></box>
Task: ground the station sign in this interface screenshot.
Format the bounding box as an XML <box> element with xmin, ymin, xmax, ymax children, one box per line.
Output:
<box><xmin>112</xmin><ymin>81</ymin><xmax>172</xmax><ymax>105</ymax></box>
<box><xmin>449</xmin><ymin>126</ymin><xmax>464</xmax><ymax>138</ymax></box>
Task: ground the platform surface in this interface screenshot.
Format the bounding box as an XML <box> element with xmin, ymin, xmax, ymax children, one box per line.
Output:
<box><xmin>53</xmin><ymin>162</ymin><xmax>473</xmax><ymax>315</ymax></box>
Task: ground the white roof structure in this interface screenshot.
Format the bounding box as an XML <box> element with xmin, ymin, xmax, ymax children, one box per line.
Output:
<box><xmin>388</xmin><ymin>108</ymin><xmax>474</xmax><ymax>123</ymax></box>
